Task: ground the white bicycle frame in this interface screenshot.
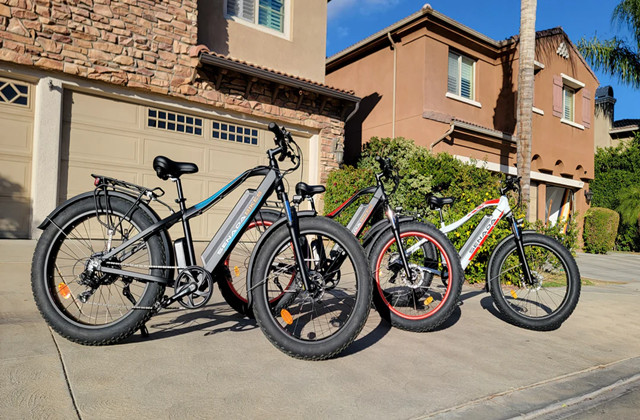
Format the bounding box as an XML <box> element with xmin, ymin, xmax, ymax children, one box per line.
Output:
<box><xmin>404</xmin><ymin>195</ymin><xmax>511</xmax><ymax>270</ymax></box>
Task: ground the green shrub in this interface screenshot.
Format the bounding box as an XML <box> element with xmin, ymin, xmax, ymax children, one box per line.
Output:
<box><xmin>324</xmin><ymin>165</ymin><xmax>375</xmax><ymax>226</ymax></box>
<box><xmin>583</xmin><ymin>207</ymin><xmax>620</xmax><ymax>254</ymax></box>
<box><xmin>531</xmin><ymin>217</ymin><xmax>579</xmax><ymax>255</ymax></box>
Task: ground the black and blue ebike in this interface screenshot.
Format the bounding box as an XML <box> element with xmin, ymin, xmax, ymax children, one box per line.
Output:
<box><xmin>31</xmin><ymin>123</ymin><xmax>372</xmax><ymax>360</ymax></box>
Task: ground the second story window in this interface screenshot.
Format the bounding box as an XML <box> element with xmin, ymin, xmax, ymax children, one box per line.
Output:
<box><xmin>447</xmin><ymin>51</ymin><xmax>475</xmax><ymax>100</ymax></box>
<box><xmin>227</xmin><ymin>0</ymin><xmax>285</xmax><ymax>33</ymax></box>
<box><xmin>563</xmin><ymin>86</ymin><xmax>575</xmax><ymax>121</ymax></box>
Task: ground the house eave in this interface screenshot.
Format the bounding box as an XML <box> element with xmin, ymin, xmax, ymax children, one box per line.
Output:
<box><xmin>200</xmin><ymin>53</ymin><xmax>360</xmax><ymax>103</ymax></box>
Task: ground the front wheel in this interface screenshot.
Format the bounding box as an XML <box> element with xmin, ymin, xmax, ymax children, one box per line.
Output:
<box><xmin>251</xmin><ymin>217</ymin><xmax>372</xmax><ymax>360</ymax></box>
<box><xmin>488</xmin><ymin>233</ymin><xmax>581</xmax><ymax>331</ymax></box>
<box><xmin>370</xmin><ymin>222</ymin><xmax>463</xmax><ymax>332</ymax></box>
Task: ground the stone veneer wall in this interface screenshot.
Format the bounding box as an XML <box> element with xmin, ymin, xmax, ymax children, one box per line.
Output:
<box><xmin>0</xmin><ymin>0</ymin><xmax>346</xmax><ymax>181</ymax></box>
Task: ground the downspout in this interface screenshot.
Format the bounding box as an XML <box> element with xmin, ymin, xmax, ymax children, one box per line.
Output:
<box><xmin>430</xmin><ymin>123</ymin><xmax>455</xmax><ymax>151</ymax></box>
<box><xmin>387</xmin><ymin>32</ymin><xmax>397</xmax><ymax>138</ymax></box>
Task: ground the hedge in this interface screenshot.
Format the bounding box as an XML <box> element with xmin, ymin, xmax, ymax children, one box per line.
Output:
<box><xmin>582</xmin><ymin>207</ymin><xmax>620</xmax><ymax>254</ymax></box>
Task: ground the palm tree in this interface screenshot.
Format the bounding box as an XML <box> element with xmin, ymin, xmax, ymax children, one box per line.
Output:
<box><xmin>578</xmin><ymin>0</ymin><xmax>640</xmax><ymax>88</ymax></box>
<box><xmin>516</xmin><ymin>0</ymin><xmax>537</xmax><ymax>208</ymax></box>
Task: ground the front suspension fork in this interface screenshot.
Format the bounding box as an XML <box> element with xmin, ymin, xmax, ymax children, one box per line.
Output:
<box><xmin>282</xmin><ymin>196</ymin><xmax>313</xmax><ymax>292</ymax></box>
<box><xmin>387</xmin><ymin>207</ymin><xmax>414</xmax><ymax>281</ymax></box>
<box><xmin>508</xmin><ymin>215</ymin><xmax>534</xmax><ymax>285</ymax></box>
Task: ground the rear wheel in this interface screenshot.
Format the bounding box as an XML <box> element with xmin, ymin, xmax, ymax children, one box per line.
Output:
<box><xmin>488</xmin><ymin>233</ymin><xmax>580</xmax><ymax>330</ymax></box>
<box><xmin>370</xmin><ymin>222</ymin><xmax>463</xmax><ymax>332</ymax></box>
<box><xmin>219</xmin><ymin>210</ymin><xmax>280</xmax><ymax>317</ymax></box>
<box><xmin>31</xmin><ymin>196</ymin><xmax>167</xmax><ymax>345</ymax></box>
<box><xmin>251</xmin><ymin>217</ymin><xmax>372</xmax><ymax>360</ymax></box>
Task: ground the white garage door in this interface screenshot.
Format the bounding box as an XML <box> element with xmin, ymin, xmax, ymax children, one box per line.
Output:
<box><xmin>60</xmin><ymin>90</ymin><xmax>309</xmax><ymax>241</ymax></box>
<box><xmin>0</xmin><ymin>76</ymin><xmax>34</xmax><ymax>238</ymax></box>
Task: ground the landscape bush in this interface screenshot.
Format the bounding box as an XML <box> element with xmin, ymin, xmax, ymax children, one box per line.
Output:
<box><xmin>582</xmin><ymin>207</ymin><xmax>620</xmax><ymax>254</ymax></box>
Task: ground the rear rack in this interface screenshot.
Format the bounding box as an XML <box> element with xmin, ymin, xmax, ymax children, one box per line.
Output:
<box><xmin>91</xmin><ymin>174</ymin><xmax>173</xmax><ymax>234</ymax></box>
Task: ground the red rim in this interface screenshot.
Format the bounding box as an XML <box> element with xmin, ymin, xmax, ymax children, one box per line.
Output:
<box><xmin>375</xmin><ymin>231</ymin><xmax>452</xmax><ymax>320</ymax></box>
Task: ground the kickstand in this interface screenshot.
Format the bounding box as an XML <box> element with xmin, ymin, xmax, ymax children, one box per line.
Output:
<box><xmin>139</xmin><ymin>324</ymin><xmax>149</xmax><ymax>338</ymax></box>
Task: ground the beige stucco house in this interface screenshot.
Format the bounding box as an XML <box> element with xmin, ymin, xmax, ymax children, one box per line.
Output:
<box><xmin>326</xmin><ymin>5</ymin><xmax>598</xmax><ymax>226</ymax></box>
<box><xmin>0</xmin><ymin>0</ymin><xmax>357</xmax><ymax>239</ymax></box>
<box><xmin>594</xmin><ymin>85</ymin><xmax>639</xmax><ymax>150</ymax></box>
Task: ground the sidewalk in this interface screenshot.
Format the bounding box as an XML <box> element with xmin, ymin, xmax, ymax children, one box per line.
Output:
<box><xmin>1</xmin><ymin>240</ymin><xmax>639</xmax><ymax>419</ymax></box>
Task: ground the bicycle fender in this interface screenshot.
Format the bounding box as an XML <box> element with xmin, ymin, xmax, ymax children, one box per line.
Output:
<box><xmin>38</xmin><ymin>191</ymin><xmax>175</xmax><ymax>270</ymax></box>
<box><xmin>245</xmin><ymin>210</ymin><xmax>316</xmax><ymax>307</ymax></box>
<box><xmin>485</xmin><ymin>230</ymin><xmax>537</xmax><ymax>291</ymax></box>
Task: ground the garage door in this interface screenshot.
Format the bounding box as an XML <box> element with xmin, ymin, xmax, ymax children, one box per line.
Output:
<box><xmin>0</xmin><ymin>76</ymin><xmax>34</xmax><ymax>238</ymax></box>
<box><xmin>60</xmin><ymin>90</ymin><xmax>309</xmax><ymax>241</ymax></box>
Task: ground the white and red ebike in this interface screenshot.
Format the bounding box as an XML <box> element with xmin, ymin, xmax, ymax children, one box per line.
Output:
<box><xmin>408</xmin><ymin>176</ymin><xmax>581</xmax><ymax>331</ymax></box>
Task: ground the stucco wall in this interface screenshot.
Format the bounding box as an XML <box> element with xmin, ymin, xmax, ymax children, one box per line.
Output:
<box><xmin>198</xmin><ymin>0</ymin><xmax>327</xmax><ymax>83</ymax></box>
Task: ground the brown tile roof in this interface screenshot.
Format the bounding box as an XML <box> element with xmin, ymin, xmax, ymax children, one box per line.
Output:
<box><xmin>612</xmin><ymin>119</ymin><xmax>640</xmax><ymax>129</ymax></box>
<box><xmin>199</xmin><ymin>50</ymin><xmax>359</xmax><ymax>102</ymax></box>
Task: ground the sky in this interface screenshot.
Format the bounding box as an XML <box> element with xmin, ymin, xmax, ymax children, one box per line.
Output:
<box><xmin>327</xmin><ymin>0</ymin><xmax>638</xmax><ymax>121</ymax></box>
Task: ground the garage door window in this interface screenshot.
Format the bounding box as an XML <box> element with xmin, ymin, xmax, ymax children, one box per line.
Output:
<box><xmin>147</xmin><ymin>108</ymin><xmax>203</xmax><ymax>136</ymax></box>
<box><xmin>213</xmin><ymin>121</ymin><xmax>259</xmax><ymax>145</ymax></box>
<box><xmin>0</xmin><ymin>78</ymin><xmax>29</xmax><ymax>106</ymax></box>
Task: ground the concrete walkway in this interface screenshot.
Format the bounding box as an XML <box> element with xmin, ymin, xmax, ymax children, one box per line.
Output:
<box><xmin>1</xmin><ymin>240</ymin><xmax>639</xmax><ymax>419</ymax></box>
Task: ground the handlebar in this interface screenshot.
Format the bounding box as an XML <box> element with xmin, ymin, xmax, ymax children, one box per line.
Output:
<box><xmin>500</xmin><ymin>175</ymin><xmax>521</xmax><ymax>195</ymax></box>
<box><xmin>268</xmin><ymin>122</ymin><xmax>298</xmax><ymax>164</ymax></box>
<box><xmin>375</xmin><ymin>156</ymin><xmax>400</xmax><ymax>194</ymax></box>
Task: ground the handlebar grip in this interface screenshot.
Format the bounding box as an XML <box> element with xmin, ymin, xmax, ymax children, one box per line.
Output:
<box><xmin>268</xmin><ymin>122</ymin><xmax>285</xmax><ymax>142</ymax></box>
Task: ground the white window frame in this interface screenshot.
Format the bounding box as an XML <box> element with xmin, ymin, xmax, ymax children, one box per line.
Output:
<box><xmin>224</xmin><ymin>0</ymin><xmax>291</xmax><ymax>39</ymax></box>
<box><xmin>560</xmin><ymin>73</ymin><xmax>585</xmax><ymax>130</ymax></box>
<box><xmin>446</xmin><ymin>51</ymin><xmax>481</xmax><ymax>108</ymax></box>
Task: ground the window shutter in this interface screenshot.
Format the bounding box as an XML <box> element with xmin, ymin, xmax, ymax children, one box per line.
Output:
<box><xmin>563</xmin><ymin>88</ymin><xmax>574</xmax><ymax>120</ymax></box>
<box><xmin>447</xmin><ymin>52</ymin><xmax>459</xmax><ymax>95</ymax></box>
<box><xmin>258</xmin><ymin>0</ymin><xmax>284</xmax><ymax>32</ymax></box>
<box><xmin>552</xmin><ymin>75</ymin><xmax>563</xmax><ymax>118</ymax></box>
<box><xmin>460</xmin><ymin>57</ymin><xmax>473</xmax><ymax>99</ymax></box>
<box><xmin>582</xmin><ymin>88</ymin><xmax>592</xmax><ymax>128</ymax></box>
<box><xmin>228</xmin><ymin>0</ymin><xmax>255</xmax><ymax>21</ymax></box>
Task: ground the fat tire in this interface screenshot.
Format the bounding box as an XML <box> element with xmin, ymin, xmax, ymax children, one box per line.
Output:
<box><xmin>251</xmin><ymin>217</ymin><xmax>372</xmax><ymax>360</ymax></box>
<box><xmin>219</xmin><ymin>210</ymin><xmax>280</xmax><ymax>318</ymax></box>
<box><xmin>369</xmin><ymin>221</ymin><xmax>463</xmax><ymax>332</ymax></box>
<box><xmin>31</xmin><ymin>196</ymin><xmax>167</xmax><ymax>345</ymax></box>
<box><xmin>488</xmin><ymin>233</ymin><xmax>580</xmax><ymax>331</ymax></box>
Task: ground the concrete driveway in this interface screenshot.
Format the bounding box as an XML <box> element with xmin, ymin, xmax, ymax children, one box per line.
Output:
<box><xmin>1</xmin><ymin>240</ymin><xmax>639</xmax><ymax>419</ymax></box>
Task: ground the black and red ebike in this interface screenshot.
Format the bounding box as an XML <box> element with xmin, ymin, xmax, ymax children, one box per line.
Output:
<box><xmin>222</xmin><ymin>157</ymin><xmax>464</xmax><ymax>332</ymax></box>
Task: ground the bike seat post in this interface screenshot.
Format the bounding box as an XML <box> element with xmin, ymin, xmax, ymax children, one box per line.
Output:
<box><xmin>438</xmin><ymin>208</ymin><xmax>446</xmax><ymax>229</ymax></box>
<box><xmin>172</xmin><ymin>177</ymin><xmax>196</xmax><ymax>264</ymax></box>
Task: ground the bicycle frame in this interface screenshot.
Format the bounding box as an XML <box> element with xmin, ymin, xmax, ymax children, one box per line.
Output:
<box><xmin>438</xmin><ymin>196</ymin><xmax>508</xmax><ymax>270</ymax></box>
<box><xmin>94</xmin><ymin>149</ymin><xmax>313</xmax><ymax>298</ymax></box>
<box><xmin>409</xmin><ymin>186</ymin><xmax>534</xmax><ymax>287</ymax></box>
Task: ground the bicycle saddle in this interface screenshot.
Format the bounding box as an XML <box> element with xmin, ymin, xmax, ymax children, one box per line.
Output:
<box><xmin>427</xmin><ymin>195</ymin><xmax>455</xmax><ymax>210</ymax></box>
<box><xmin>153</xmin><ymin>156</ymin><xmax>199</xmax><ymax>180</ymax></box>
<box><xmin>295</xmin><ymin>182</ymin><xmax>325</xmax><ymax>198</ymax></box>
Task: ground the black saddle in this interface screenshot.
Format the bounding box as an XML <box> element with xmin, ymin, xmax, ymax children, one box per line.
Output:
<box><xmin>153</xmin><ymin>156</ymin><xmax>198</xmax><ymax>180</ymax></box>
<box><xmin>428</xmin><ymin>195</ymin><xmax>455</xmax><ymax>210</ymax></box>
<box><xmin>295</xmin><ymin>182</ymin><xmax>325</xmax><ymax>198</ymax></box>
